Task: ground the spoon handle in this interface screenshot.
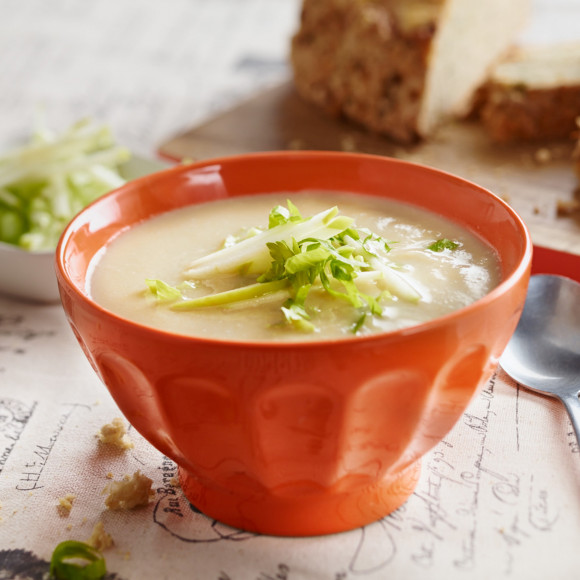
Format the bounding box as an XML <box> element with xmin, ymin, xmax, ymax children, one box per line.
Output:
<box><xmin>559</xmin><ymin>390</ymin><xmax>580</xmax><ymax>452</ymax></box>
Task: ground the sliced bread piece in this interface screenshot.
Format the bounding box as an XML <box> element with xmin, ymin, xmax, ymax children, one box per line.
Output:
<box><xmin>290</xmin><ymin>0</ymin><xmax>530</xmax><ymax>143</ymax></box>
<box><xmin>479</xmin><ymin>43</ymin><xmax>580</xmax><ymax>143</ymax></box>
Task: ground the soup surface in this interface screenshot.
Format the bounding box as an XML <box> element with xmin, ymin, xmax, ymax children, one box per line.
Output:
<box><xmin>89</xmin><ymin>191</ymin><xmax>500</xmax><ymax>342</ymax></box>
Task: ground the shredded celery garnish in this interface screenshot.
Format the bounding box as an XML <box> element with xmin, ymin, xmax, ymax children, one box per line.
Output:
<box><xmin>0</xmin><ymin>117</ymin><xmax>129</xmax><ymax>251</ymax></box>
<box><xmin>183</xmin><ymin>205</ymin><xmax>352</xmax><ymax>278</ymax></box>
<box><xmin>146</xmin><ymin>201</ymin><xmax>427</xmax><ymax>334</ymax></box>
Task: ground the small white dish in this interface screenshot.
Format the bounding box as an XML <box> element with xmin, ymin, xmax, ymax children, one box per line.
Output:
<box><xmin>0</xmin><ymin>155</ymin><xmax>170</xmax><ymax>303</ymax></box>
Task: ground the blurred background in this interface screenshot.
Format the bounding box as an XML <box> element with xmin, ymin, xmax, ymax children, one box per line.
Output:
<box><xmin>0</xmin><ymin>0</ymin><xmax>578</xmax><ymax>158</ymax></box>
<box><xmin>1</xmin><ymin>0</ymin><xmax>300</xmax><ymax>157</ymax></box>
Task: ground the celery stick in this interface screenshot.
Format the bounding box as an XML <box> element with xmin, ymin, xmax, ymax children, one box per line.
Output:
<box><xmin>171</xmin><ymin>279</ymin><xmax>290</xmax><ymax>310</ymax></box>
<box><xmin>368</xmin><ymin>257</ymin><xmax>422</xmax><ymax>303</ymax></box>
<box><xmin>184</xmin><ymin>207</ymin><xmax>352</xmax><ymax>278</ymax></box>
<box><xmin>341</xmin><ymin>233</ymin><xmax>421</xmax><ymax>303</ymax></box>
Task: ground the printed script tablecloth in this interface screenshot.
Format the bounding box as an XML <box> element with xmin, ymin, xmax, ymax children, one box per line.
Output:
<box><xmin>1</xmin><ymin>295</ymin><xmax>579</xmax><ymax>580</ymax></box>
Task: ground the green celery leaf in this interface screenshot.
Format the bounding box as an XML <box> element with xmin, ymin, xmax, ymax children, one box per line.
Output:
<box><xmin>329</xmin><ymin>258</ymin><xmax>356</xmax><ymax>282</ymax></box>
<box><xmin>337</xmin><ymin>278</ymin><xmax>365</xmax><ymax>309</ymax></box>
<box><xmin>292</xmin><ymin>283</ymin><xmax>312</xmax><ymax>307</ymax></box>
<box><xmin>281</xmin><ymin>302</ymin><xmax>315</xmax><ymax>333</ymax></box>
<box><xmin>257</xmin><ymin>241</ymin><xmax>295</xmax><ymax>282</ymax></box>
<box><xmin>286</xmin><ymin>199</ymin><xmax>302</xmax><ymax>219</ymax></box>
<box><xmin>335</xmin><ymin>227</ymin><xmax>360</xmax><ymax>242</ymax></box>
<box><xmin>268</xmin><ymin>200</ymin><xmax>303</xmax><ymax>228</ymax></box>
<box><xmin>145</xmin><ymin>279</ymin><xmax>182</xmax><ymax>302</ymax></box>
<box><xmin>428</xmin><ymin>238</ymin><xmax>459</xmax><ymax>252</ymax></box>
<box><xmin>284</xmin><ymin>244</ymin><xmax>331</xmax><ymax>275</ymax></box>
<box><xmin>268</xmin><ymin>205</ymin><xmax>291</xmax><ymax>228</ymax></box>
<box><xmin>352</xmin><ymin>313</ymin><xmax>367</xmax><ymax>334</ymax></box>
<box><xmin>361</xmin><ymin>292</ymin><xmax>383</xmax><ymax>316</ymax></box>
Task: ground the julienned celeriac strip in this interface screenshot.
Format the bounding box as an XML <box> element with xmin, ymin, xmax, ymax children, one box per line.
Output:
<box><xmin>0</xmin><ymin>118</ymin><xmax>129</xmax><ymax>251</ymax></box>
<box><xmin>146</xmin><ymin>201</ymin><xmax>460</xmax><ymax>334</ymax></box>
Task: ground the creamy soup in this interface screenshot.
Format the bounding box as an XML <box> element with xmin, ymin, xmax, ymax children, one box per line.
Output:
<box><xmin>88</xmin><ymin>191</ymin><xmax>500</xmax><ymax>342</ymax></box>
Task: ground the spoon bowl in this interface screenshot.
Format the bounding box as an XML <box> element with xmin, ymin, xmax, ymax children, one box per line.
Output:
<box><xmin>500</xmin><ymin>274</ymin><xmax>580</xmax><ymax>444</ymax></box>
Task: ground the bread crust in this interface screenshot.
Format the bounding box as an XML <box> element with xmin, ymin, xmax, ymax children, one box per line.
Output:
<box><xmin>291</xmin><ymin>0</ymin><xmax>435</xmax><ymax>143</ymax></box>
<box><xmin>290</xmin><ymin>0</ymin><xmax>529</xmax><ymax>144</ymax></box>
<box><xmin>479</xmin><ymin>45</ymin><xmax>580</xmax><ymax>143</ymax></box>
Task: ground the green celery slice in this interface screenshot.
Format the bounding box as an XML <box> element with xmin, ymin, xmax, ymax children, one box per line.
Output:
<box><xmin>184</xmin><ymin>206</ymin><xmax>352</xmax><ymax>278</ymax></box>
<box><xmin>171</xmin><ymin>279</ymin><xmax>290</xmax><ymax>310</ymax></box>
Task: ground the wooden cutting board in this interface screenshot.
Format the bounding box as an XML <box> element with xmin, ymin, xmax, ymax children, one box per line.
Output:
<box><xmin>159</xmin><ymin>81</ymin><xmax>580</xmax><ymax>256</ymax></box>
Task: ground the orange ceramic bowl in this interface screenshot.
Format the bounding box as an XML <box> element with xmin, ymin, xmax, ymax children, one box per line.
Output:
<box><xmin>55</xmin><ymin>152</ymin><xmax>532</xmax><ymax>536</ymax></box>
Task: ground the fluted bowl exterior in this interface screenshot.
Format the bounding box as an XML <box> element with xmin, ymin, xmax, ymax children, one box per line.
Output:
<box><xmin>56</xmin><ymin>152</ymin><xmax>532</xmax><ymax>536</ymax></box>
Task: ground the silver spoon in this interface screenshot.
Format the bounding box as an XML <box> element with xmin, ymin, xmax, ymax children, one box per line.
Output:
<box><xmin>500</xmin><ymin>274</ymin><xmax>580</xmax><ymax>446</ymax></box>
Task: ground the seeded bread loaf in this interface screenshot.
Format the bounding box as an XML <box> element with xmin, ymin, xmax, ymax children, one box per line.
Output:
<box><xmin>479</xmin><ymin>43</ymin><xmax>580</xmax><ymax>143</ymax></box>
<box><xmin>290</xmin><ymin>0</ymin><xmax>530</xmax><ymax>143</ymax></box>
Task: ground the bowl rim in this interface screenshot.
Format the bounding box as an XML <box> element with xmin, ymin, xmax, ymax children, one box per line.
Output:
<box><xmin>55</xmin><ymin>150</ymin><xmax>533</xmax><ymax>349</ymax></box>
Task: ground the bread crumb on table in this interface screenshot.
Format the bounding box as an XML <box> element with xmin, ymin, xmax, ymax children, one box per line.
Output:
<box><xmin>57</xmin><ymin>494</ymin><xmax>76</xmax><ymax>517</ymax></box>
<box><xmin>557</xmin><ymin>198</ymin><xmax>580</xmax><ymax>216</ymax></box>
<box><xmin>340</xmin><ymin>134</ymin><xmax>357</xmax><ymax>152</ymax></box>
<box><xmin>287</xmin><ymin>138</ymin><xmax>305</xmax><ymax>150</ymax></box>
<box><xmin>98</xmin><ymin>417</ymin><xmax>134</xmax><ymax>450</ymax></box>
<box><xmin>103</xmin><ymin>471</ymin><xmax>154</xmax><ymax>510</ymax></box>
<box><xmin>534</xmin><ymin>147</ymin><xmax>552</xmax><ymax>164</ymax></box>
<box><xmin>87</xmin><ymin>521</ymin><xmax>114</xmax><ymax>551</ymax></box>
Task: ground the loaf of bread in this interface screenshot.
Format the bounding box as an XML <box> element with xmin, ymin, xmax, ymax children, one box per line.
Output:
<box><xmin>479</xmin><ymin>43</ymin><xmax>580</xmax><ymax>143</ymax></box>
<box><xmin>290</xmin><ymin>0</ymin><xmax>530</xmax><ymax>143</ymax></box>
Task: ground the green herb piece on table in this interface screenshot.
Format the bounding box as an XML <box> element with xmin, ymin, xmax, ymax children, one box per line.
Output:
<box><xmin>49</xmin><ymin>540</ymin><xmax>106</xmax><ymax>580</ymax></box>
